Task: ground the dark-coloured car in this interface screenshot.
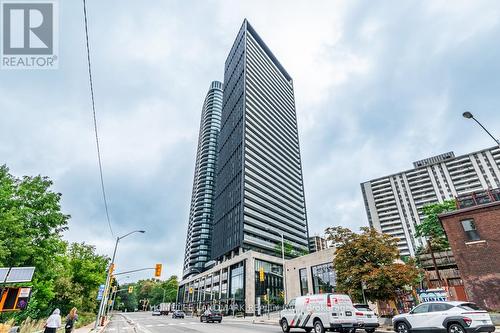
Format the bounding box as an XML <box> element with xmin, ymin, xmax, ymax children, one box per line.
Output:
<box><xmin>172</xmin><ymin>310</ymin><xmax>185</xmax><ymax>319</ymax></box>
<box><xmin>200</xmin><ymin>310</ymin><xmax>222</xmax><ymax>323</ymax></box>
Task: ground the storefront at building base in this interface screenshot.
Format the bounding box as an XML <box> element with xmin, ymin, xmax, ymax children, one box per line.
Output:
<box><xmin>177</xmin><ymin>248</ymin><xmax>339</xmax><ymax>316</ymax></box>
<box><xmin>178</xmin><ymin>251</ymin><xmax>284</xmax><ymax>316</ymax></box>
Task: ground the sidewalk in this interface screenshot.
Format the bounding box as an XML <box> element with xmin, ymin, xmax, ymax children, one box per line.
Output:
<box><xmin>74</xmin><ymin>320</ymin><xmax>110</xmax><ymax>333</ymax></box>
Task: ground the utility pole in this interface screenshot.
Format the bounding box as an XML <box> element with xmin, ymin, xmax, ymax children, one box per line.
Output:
<box><xmin>281</xmin><ymin>233</ymin><xmax>287</xmax><ymax>305</ymax></box>
<box><xmin>267</xmin><ymin>288</ymin><xmax>270</xmax><ymax>319</ymax></box>
<box><xmin>94</xmin><ymin>230</ymin><xmax>145</xmax><ymax>330</ymax></box>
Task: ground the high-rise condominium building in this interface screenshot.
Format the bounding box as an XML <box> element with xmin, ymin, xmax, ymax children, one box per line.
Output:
<box><xmin>182</xmin><ymin>81</ymin><xmax>223</xmax><ymax>278</ymax></box>
<box><xmin>309</xmin><ymin>235</ymin><xmax>328</xmax><ymax>253</ymax></box>
<box><xmin>211</xmin><ymin>19</ymin><xmax>309</xmax><ymax>261</ymax></box>
<box><xmin>361</xmin><ymin>146</ymin><xmax>500</xmax><ymax>256</ymax></box>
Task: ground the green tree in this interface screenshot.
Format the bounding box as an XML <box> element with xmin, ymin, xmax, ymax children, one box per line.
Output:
<box><xmin>51</xmin><ymin>243</ymin><xmax>108</xmax><ymax>314</ymax></box>
<box><xmin>325</xmin><ymin>226</ymin><xmax>420</xmax><ymax>302</ymax></box>
<box><xmin>116</xmin><ymin>283</ymin><xmax>138</xmax><ymax>312</ymax></box>
<box><xmin>0</xmin><ymin>165</ymin><xmax>69</xmax><ymax>320</ymax></box>
<box><xmin>415</xmin><ymin>200</ymin><xmax>456</xmax><ymax>252</ymax></box>
<box><xmin>274</xmin><ymin>241</ymin><xmax>308</xmax><ymax>258</ymax></box>
<box><xmin>0</xmin><ymin>166</ymin><xmax>108</xmax><ymax>322</ymax></box>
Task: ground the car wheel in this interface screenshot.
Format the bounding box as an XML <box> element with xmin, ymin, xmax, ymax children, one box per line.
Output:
<box><xmin>448</xmin><ymin>323</ymin><xmax>465</xmax><ymax>333</ymax></box>
<box><xmin>314</xmin><ymin>320</ymin><xmax>325</xmax><ymax>333</ymax></box>
<box><xmin>305</xmin><ymin>329</ymin><xmax>312</xmax><ymax>333</ymax></box>
<box><xmin>200</xmin><ymin>317</ymin><xmax>203</xmax><ymax>322</ymax></box>
<box><xmin>280</xmin><ymin>319</ymin><xmax>290</xmax><ymax>333</ymax></box>
<box><xmin>396</xmin><ymin>322</ymin><xmax>410</xmax><ymax>333</ymax></box>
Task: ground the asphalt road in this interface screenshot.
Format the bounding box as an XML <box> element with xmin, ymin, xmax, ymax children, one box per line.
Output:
<box><xmin>104</xmin><ymin>312</ymin><xmax>388</xmax><ymax>333</ymax></box>
<box><xmin>104</xmin><ymin>312</ymin><xmax>282</xmax><ymax>333</ymax></box>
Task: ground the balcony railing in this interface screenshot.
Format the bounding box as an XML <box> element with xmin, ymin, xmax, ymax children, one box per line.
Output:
<box><xmin>455</xmin><ymin>188</ymin><xmax>500</xmax><ymax>209</ymax></box>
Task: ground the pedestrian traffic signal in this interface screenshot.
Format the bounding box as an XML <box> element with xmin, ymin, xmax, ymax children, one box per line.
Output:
<box><xmin>259</xmin><ymin>267</ymin><xmax>265</xmax><ymax>282</ymax></box>
<box><xmin>155</xmin><ymin>264</ymin><xmax>162</xmax><ymax>277</ymax></box>
<box><xmin>128</xmin><ymin>286</ymin><xmax>133</xmax><ymax>293</ymax></box>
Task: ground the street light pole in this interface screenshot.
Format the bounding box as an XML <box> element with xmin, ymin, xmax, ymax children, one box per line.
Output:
<box><xmin>463</xmin><ymin>112</ymin><xmax>500</xmax><ymax>149</ymax></box>
<box><xmin>266</xmin><ymin>228</ymin><xmax>288</xmax><ymax>305</ymax></box>
<box><xmin>281</xmin><ymin>233</ymin><xmax>287</xmax><ymax>305</ymax></box>
<box><xmin>94</xmin><ymin>230</ymin><xmax>145</xmax><ymax>330</ymax></box>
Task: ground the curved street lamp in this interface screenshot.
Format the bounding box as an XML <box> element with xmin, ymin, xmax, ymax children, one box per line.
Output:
<box><xmin>462</xmin><ymin>111</ymin><xmax>500</xmax><ymax>148</ymax></box>
<box><xmin>95</xmin><ymin>230</ymin><xmax>146</xmax><ymax>329</ymax></box>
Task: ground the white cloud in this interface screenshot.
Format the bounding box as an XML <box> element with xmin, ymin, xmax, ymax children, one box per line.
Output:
<box><xmin>2</xmin><ymin>0</ymin><xmax>500</xmax><ymax>280</ymax></box>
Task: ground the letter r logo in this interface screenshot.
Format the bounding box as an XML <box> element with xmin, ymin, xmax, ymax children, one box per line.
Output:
<box><xmin>2</xmin><ymin>2</ymin><xmax>53</xmax><ymax>55</ymax></box>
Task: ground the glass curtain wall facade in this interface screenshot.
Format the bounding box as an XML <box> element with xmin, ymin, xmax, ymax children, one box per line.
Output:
<box><xmin>212</xmin><ymin>19</ymin><xmax>309</xmax><ymax>261</ymax></box>
<box><xmin>311</xmin><ymin>263</ymin><xmax>336</xmax><ymax>294</ymax></box>
<box><xmin>254</xmin><ymin>259</ymin><xmax>284</xmax><ymax>306</ymax></box>
<box><xmin>183</xmin><ymin>81</ymin><xmax>223</xmax><ymax>278</ymax></box>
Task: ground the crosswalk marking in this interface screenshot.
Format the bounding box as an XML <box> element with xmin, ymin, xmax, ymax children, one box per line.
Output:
<box><xmin>107</xmin><ymin>321</ymin><xmax>206</xmax><ymax>331</ymax></box>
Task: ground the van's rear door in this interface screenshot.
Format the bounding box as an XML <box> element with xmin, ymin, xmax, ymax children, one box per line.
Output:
<box><xmin>330</xmin><ymin>295</ymin><xmax>355</xmax><ymax>320</ymax></box>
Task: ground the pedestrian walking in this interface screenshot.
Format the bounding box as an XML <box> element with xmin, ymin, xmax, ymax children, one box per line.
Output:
<box><xmin>65</xmin><ymin>307</ymin><xmax>78</xmax><ymax>333</ymax></box>
<box><xmin>44</xmin><ymin>309</ymin><xmax>61</xmax><ymax>333</ymax></box>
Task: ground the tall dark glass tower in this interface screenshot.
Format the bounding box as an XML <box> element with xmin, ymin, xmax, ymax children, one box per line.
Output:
<box><xmin>183</xmin><ymin>81</ymin><xmax>223</xmax><ymax>278</ymax></box>
<box><xmin>212</xmin><ymin>20</ymin><xmax>309</xmax><ymax>260</ymax></box>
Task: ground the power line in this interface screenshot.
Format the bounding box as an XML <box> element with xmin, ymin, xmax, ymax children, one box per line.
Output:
<box><xmin>82</xmin><ymin>0</ymin><xmax>114</xmax><ymax>237</ymax></box>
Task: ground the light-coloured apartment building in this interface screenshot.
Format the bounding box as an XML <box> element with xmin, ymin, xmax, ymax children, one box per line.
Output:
<box><xmin>361</xmin><ymin>146</ymin><xmax>500</xmax><ymax>256</ymax></box>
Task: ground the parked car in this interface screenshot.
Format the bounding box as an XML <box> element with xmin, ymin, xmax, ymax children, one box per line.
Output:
<box><xmin>392</xmin><ymin>301</ymin><xmax>495</xmax><ymax>333</ymax></box>
<box><xmin>172</xmin><ymin>310</ymin><xmax>185</xmax><ymax>319</ymax></box>
<box><xmin>280</xmin><ymin>293</ymin><xmax>357</xmax><ymax>333</ymax></box>
<box><xmin>200</xmin><ymin>309</ymin><xmax>223</xmax><ymax>323</ymax></box>
<box><xmin>351</xmin><ymin>304</ymin><xmax>379</xmax><ymax>333</ymax></box>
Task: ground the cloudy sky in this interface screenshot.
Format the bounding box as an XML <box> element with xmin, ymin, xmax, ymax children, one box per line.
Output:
<box><xmin>2</xmin><ymin>0</ymin><xmax>500</xmax><ymax>281</ymax></box>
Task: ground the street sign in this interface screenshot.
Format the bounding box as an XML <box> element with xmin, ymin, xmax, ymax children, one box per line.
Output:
<box><xmin>18</xmin><ymin>288</ymin><xmax>31</xmax><ymax>298</ymax></box>
<box><xmin>97</xmin><ymin>284</ymin><xmax>105</xmax><ymax>300</ymax></box>
<box><xmin>0</xmin><ymin>267</ymin><xmax>35</xmax><ymax>283</ymax></box>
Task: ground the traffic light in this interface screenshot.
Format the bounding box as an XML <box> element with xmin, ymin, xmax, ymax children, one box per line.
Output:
<box><xmin>128</xmin><ymin>286</ymin><xmax>133</xmax><ymax>293</ymax></box>
<box><xmin>109</xmin><ymin>263</ymin><xmax>115</xmax><ymax>274</ymax></box>
<box><xmin>189</xmin><ymin>287</ymin><xmax>193</xmax><ymax>294</ymax></box>
<box><xmin>155</xmin><ymin>264</ymin><xmax>162</xmax><ymax>277</ymax></box>
<box><xmin>112</xmin><ymin>286</ymin><xmax>117</xmax><ymax>293</ymax></box>
<box><xmin>263</xmin><ymin>294</ymin><xmax>268</xmax><ymax>302</ymax></box>
<box><xmin>259</xmin><ymin>267</ymin><xmax>265</xmax><ymax>282</ymax></box>
<box><xmin>280</xmin><ymin>291</ymin><xmax>284</xmax><ymax>298</ymax></box>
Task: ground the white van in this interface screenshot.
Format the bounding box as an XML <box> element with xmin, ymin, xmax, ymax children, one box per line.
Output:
<box><xmin>280</xmin><ymin>294</ymin><xmax>357</xmax><ymax>333</ymax></box>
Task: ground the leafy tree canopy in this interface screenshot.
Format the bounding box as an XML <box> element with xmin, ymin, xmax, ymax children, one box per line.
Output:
<box><xmin>116</xmin><ymin>276</ymin><xmax>179</xmax><ymax>312</ymax></box>
<box><xmin>0</xmin><ymin>165</ymin><xmax>108</xmax><ymax>321</ymax></box>
<box><xmin>274</xmin><ymin>240</ymin><xmax>308</xmax><ymax>258</ymax></box>
<box><xmin>415</xmin><ymin>200</ymin><xmax>456</xmax><ymax>252</ymax></box>
<box><xmin>325</xmin><ymin>226</ymin><xmax>420</xmax><ymax>302</ymax></box>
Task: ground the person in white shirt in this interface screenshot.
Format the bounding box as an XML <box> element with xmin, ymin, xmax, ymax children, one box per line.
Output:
<box><xmin>44</xmin><ymin>308</ymin><xmax>61</xmax><ymax>333</ymax></box>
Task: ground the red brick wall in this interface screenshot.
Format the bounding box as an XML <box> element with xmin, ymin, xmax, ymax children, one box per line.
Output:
<box><xmin>440</xmin><ymin>203</ymin><xmax>500</xmax><ymax>311</ymax></box>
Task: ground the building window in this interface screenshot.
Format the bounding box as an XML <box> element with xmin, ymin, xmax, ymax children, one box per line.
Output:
<box><xmin>230</xmin><ymin>262</ymin><xmax>244</xmax><ymax>301</ymax></box>
<box><xmin>311</xmin><ymin>263</ymin><xmax>336</xmax><ymax>294</ymax></box>
<box><xmin>299</xmin><ymin>268</ymin><xmax>308</xmax><ymax>296</ymax></box>
<box><xmin>254</xmin><ymin>259</ymin><xmax>283</xmax><ymax>304</ymax></box>
<box><xmin>461</xmin><ymin>218</ymin><xmax>480</xmax><ymax>241</ymax></box>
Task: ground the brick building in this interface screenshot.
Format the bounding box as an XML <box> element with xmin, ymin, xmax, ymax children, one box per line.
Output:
<box><xmin>439</xmin><ymin>189</ymin><xmax>500</xmax><ymax>311</ymax></box>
